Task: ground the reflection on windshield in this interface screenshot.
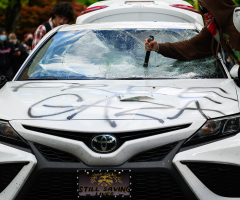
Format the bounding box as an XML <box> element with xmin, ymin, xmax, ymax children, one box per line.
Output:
<box><xmin>19</xmin><ymin>29</ymin><xmax>224</xmax><ymax>80</ymax></box>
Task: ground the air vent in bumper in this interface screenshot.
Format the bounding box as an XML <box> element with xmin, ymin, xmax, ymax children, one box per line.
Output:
<box><xmin>129</xmin><ymin>142</ymin><xmax>178</xmax><ymax>162</ymax></box>
<box><xmin>0</xmin><ymin>162</ymin><xmax>28</xmax><ymax>193</ymax></box>
<box><xmin>25</xmin><ymin>172</ymin><xmax>77</xmax><ymax>200</ymax></box>
<box><xmin>131</xmin><ymin>171</ymin><xmax>186</xmax><ymax>199</ymax></box>
<box><xmin>184</xmin><ymin>162</ymin><xmax>240</xmax><ymax>197</ymax></box>
<box><xmin>34</xmin><ymin>143</ymin><xmax>81</xmax><ymax>163</ymax></box>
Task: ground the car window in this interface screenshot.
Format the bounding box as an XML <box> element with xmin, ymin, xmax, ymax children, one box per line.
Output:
<box><xmin>18</xmin><ymin>29</ymin><xmax>225</xmax><ymax>80</ymax></box>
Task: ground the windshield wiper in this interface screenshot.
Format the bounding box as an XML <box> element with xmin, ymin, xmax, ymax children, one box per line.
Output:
<box><xmin>20</xmin><ymin>77</ymin><xmax>59</xmax><ymax>81</ymax></box>
<box><xmin>111</xmin><ymin>77</ymin><xmax>180</xmax><ymax>80</ymax></box>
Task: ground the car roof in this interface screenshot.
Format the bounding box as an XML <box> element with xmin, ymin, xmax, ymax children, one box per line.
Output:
<box><xmin>87</xmin><ymin>0</ymin><xmax>190</xmax><ymax>8</ymax></box>
<box><xmin>76</xmin><ymin>0</ymin><xmax>203</xmax><ymax>26</ymax></box>
<box><xmin>59</xmin><ymin>21</ymin><xmax>199</xmax><ymax>32</ymax></box>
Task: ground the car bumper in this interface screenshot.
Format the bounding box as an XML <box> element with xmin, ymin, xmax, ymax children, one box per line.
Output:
<box><xmin>2</xmin><ymin>125</ymin><xmax>240</xmax><ymax>199</ymax></box>
<box><xmin>0</xmin><ymin>143</ymin><xmax>36</xmax><ymax>200</ymax></box>
<box><xmin>14</xmin><ymin>140</ymin><xmax>197</xmax><ymax>200</ymax></box>
<box><xmin>174</xmin><ymin>132</ymin><xmax>240</xmax><ymax>200</ymax></box>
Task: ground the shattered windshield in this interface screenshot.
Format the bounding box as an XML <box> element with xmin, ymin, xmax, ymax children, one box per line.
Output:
<box><xmin>19</xmin><ymin>28</ymin><xmax>225</xmax><ymax>80</ymax></box>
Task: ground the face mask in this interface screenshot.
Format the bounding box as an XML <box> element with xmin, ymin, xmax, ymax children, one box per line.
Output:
<box><xmin>27</xmin><ymin>38</ymin><xmax>33</xmax><ymax>45</ymax></box>
<box><xmin>0</xmin><ymin>35</ymin><xmax>7</xmax><ymax>42</ymax></box>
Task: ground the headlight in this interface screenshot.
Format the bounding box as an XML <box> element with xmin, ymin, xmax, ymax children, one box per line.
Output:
<box><xmin>0</xmin><ymin>121</ymin><xmax>29</xmax><ymax>148</ymax></box>
<box><xmin>183</xmin><ymin>115</ymin><xmax>240</xmax><ymax>147</ymax></box>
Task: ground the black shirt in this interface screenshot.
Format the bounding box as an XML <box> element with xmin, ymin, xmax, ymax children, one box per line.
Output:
<box><xmin>0</xmin><ymin>41</ymin><xmax>14</xmax><ymax>78</ymax></box>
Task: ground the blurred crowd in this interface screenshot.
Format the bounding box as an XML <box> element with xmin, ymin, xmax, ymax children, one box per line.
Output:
<box><xmin>0</xmin><ymin>28</ymin><xmax>33</xmax><ymax>81</ymax></box>
<box><xmin>0</xmin><ymin>2</ymin><xmax>75</xmax><ymax>81</ymax></box>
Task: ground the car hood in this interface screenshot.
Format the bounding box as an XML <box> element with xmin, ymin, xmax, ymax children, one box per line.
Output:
<box><xmin>0</xmin><ymin>79</ymin><xmax>238</xmax><ymax>128</ymax></box>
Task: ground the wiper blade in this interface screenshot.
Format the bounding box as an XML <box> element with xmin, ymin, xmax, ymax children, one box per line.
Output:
<box><xmin>20</xmin><ymin>77</ymin><xmax>59</xmax><ymax>81</ymax></box>
<box><xmin>109</xmin><ymin>77</ymin><xmax>180</xmax><ymax>80</ymax></box>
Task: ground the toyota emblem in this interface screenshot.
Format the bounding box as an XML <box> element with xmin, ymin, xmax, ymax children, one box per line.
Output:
<box><xmin>91</xmin><ymin>135</ymin><xmax>117</xmax><ymax>153</ymax></box>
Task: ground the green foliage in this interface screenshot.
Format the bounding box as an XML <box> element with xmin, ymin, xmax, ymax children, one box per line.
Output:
<box><xmin>74</xmin><ymin>0</ymin><xmax>102</xmax><ymax>7</ymax></box>
<box><xmin>0</xmin><ymin>0</ymin><xmax>29</xmax><ymax>9</ymax></box>
<box><xmin>233</xmin><ymin>0</ymin><xmax>240</xmax><ymax>6</ymax></box>
<box><xmin>0</xmin><ymin>0</ymin><xmax>9</xmax><ymax>9</ymax></box>
<box><xmin>20</xmin><ymin>0</ymin><xmax>29</xmax><ymax>5</ymax></box>
<box><xmin>183</xmin><ymin>0</ymin><xmax>198</xmax><ymax>9</ymax></box>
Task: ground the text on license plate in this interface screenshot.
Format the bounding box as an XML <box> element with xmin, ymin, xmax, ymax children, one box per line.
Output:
<box><xmin>77</xmin><ymin>170</ymin><xmax>131</xmax><ymax>197</ymax></box>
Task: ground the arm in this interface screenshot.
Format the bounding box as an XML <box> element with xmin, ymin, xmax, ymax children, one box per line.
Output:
<box><xmin>146</xmin><ymin>27</ymin><xmax>217</xmax><ymax>61</ymax></box>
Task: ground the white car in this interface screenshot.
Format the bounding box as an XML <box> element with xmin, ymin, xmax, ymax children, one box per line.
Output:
<box><xmin>1</xmin><ymin>21</ymin><xmax>240</xmax><ymax>200</ymax></box>
<box><xmin>76</xmin><ymin>0</ymin><xmax>204</xmax><ymax>26</ymax></box>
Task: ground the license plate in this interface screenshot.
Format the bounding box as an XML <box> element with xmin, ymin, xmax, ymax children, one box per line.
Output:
<box><xmin>77</xmin><ymin>170</ymin><xmax>131</xmax><ymax>198</ymax></box>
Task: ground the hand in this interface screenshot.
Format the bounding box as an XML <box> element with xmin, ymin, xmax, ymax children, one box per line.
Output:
<box><xmin>14</xmin><ymin>51</ymin><xmax>21</xmax><ymax>56</ymax></box>
<box><xmin>145</xmin><ymin>38</ymin><xmax>158</xmax><ymax>52</ymax></box>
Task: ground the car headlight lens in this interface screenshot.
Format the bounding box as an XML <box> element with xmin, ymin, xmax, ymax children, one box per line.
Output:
<box><xmin>183</xmin><ymin>115</ymin><xmax>240</xmax><ymax>147</ymax></box>
<box><xmin>0</xmin><ymin>121</ymin><xmax>29</xmax><ymax>148</ymax></box>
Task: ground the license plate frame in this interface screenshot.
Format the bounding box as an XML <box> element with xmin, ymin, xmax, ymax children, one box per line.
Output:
<box><xmin>77</xmin><ymin>169</ymin><xmax>132</xmax><ymax>198</ymax></box>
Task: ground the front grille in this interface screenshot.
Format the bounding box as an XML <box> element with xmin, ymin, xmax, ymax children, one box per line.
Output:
<box><xmin>184</xmin><ymin>162</ymin><xmax>240</xmax><ymax>197</ymax></box>
<box><xmin>25</xmin><ymin>172</ymin><xmax>77</xmax><ymax>200</ymax></box>
<box><xmin>129</xmin><ymin>142</ymin><xmax>178</xmax><ymax>162</ymax></box>
<box><xmin>0</xmin><ymin>163</ymin><xmax>28</xmax><ymax>193</ymax></box>
<box><xmin>23</xmin><ymin>124</ymin><xmax>190</xmax><ymax>151</ymax></box>
<box><xmin>34</xmin><ymin>143</ymin><xmax>81</xmax><ymax>163</ymax></box>
<box><xmin>24</xmin><ymin>171</ymin><xmax>185</xmax><ymax>200</ymax></box>
<box><xmin>131</xmin><ymin>172</ymin><xmax>186</xmax><ymax>200</ymax></box>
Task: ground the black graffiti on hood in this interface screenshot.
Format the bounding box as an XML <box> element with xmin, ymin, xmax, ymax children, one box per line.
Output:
<box><xmin>28</xmin><ymin>94</ymin><xmax>83</xmax><ymax>118</ymax></box>
<box><xmin>115</xmin><ymin>102</ymin><xmax>175</xmax><ymax>124</ymax></box>
<box><xmin>167</xmin><ymin>100</ymin><xmax>225</xmax><ymax>120</ymax></box>
<box><xmin>28</xmin><ymin>93</ymin><xmax>122</xmax><ymax>127</ymax></box>
<box><xmin>178</xmin><ymin>87</ymin><xmax>238</xmax><ymax>103</ymax></box>
<box><xmin>119</xmin><ymin>86</ymin><xmax>234</xmax><ymax>121</ymax></box>
<box><xmin>104</xmin><ymin>97</ymin><xmax>117</xmax><ymax>128</ymax></box>
<box><xmin>12</xmin><ymin>82</ymin><xmax>110</xmax><ymax>92</ymax></box>
<box><xmin>24</xmin><ymin>83</ymin><xmax>237</xmax><ymax>128</ymax></box>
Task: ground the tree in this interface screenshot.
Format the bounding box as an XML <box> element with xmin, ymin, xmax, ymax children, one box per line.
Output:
<box><xmin>2</xmin><ymin>0</ymin><xmax>240</xmax><ymax>38</ymax></box>
<box><xmin>16</xmin><ymin>3</ymin><xmax>53</xmax><ymax>39</ymax></box>
<box><xmin>0</xmin><ymin>0</ymin><xmax>29</xmax><ymax>34</ymax></box>
<box><xmin>15</xmin><ymin>0</ymin><xmax>85</xmax><ymax>41</ymax></box>
<box><xmin>0</xmin><ymin>0</ymin><xmax>86</xmax><ymax>41</ymax></box>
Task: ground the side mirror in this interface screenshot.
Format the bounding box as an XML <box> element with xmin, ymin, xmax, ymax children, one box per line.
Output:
<box><xmin>230</xmin><ymin>64</ymin><xmax>240</xmax><ymax>78</ymax></box>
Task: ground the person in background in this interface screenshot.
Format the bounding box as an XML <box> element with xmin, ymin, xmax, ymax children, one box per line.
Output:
<box><xmin>23</xmin><ymin>32</ymin><xmax>33</xmax><ymax>54</ymax></box>
<box><xmin>8</xmin><ymin>33</ymin><xmax>28</xmax><ymax>76</ymax></box>
<box><xmin>0</xmin><ymin>28</ymin><xmax>14</xmax><ymax>80</ymax></box>
<box><xmin>32</xmin><ymin>2</ymin><xmax>74</xmax><ymax>49</ymax></box>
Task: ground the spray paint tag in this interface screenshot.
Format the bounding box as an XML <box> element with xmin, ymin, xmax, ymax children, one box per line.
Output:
<box><xmin>118</xmin><ymin>93</ymin><xmax>154</xmax><ymax>101</ymax></box>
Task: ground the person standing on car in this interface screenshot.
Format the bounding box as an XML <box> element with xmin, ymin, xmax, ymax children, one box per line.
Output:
<box><xmin>145</xmin><ymin>0</ymin><xmax>240</xmax><ymax>66</ymax></box>
<box><xmin>8</xmin><ymin>33</ymin><xmax>28</xmax><ymax>76</ymax></box>
<box><xmin>0</xmin><ymin>28</ymin><xmax>14</xmax><ymax>80</ymax></box>
<box><xmin>32</xmin><ymin>2</ymin><xmax>75</xmax><ymax>49</ymax></box>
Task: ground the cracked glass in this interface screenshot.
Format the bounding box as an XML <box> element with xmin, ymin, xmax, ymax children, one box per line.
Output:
<box><xmin>19</xmin><ymin>28</ymin><xmax>225</xmax><ymax>80</ymax></box>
